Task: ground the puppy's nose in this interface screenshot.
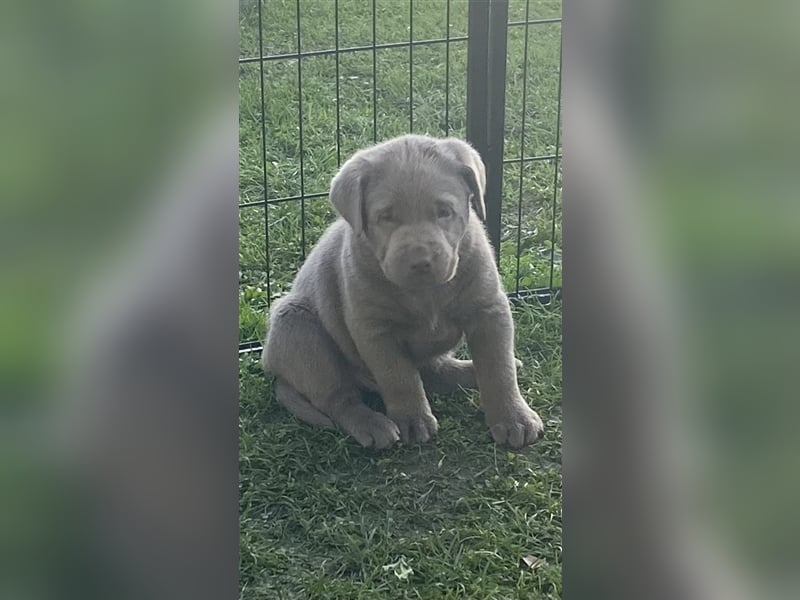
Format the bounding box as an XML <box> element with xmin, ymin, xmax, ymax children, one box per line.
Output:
<box><xmin>410</xmin><ymin>258</ymin><xmax>432</xmax><ymax>274</ymax></box>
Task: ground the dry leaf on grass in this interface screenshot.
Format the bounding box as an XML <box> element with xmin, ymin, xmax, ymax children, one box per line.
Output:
<box><xmin>520</xmin><ymin>555</ymin><xmax>545</xmax><ymax>571</ymax></box>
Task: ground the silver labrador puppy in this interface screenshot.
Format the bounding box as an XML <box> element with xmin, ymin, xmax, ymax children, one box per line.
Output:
<box><xmin>262</xmin><ymin>134</ymin><xmax>544</xmax><ymax>449</ymax></box>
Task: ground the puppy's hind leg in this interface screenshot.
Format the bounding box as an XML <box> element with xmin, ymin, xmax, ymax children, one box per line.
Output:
<box><xmin>263</xmin><ymin>300</ymin><xmax>400</xmax><ymax>449</ymax></box>
<box><xmin>274</xmin><ymin>378</ymin><xmax>335</xmax><ymax>429</ymax></box>
<box><xmin>421</xmin><ymin>355</ymin><xmax>478</xmax><ymax>395</ymax></box>
<box><xmin>421</xmin><ymin>354</ymin><xmax>524</xmax><ymax>395</ymax></box>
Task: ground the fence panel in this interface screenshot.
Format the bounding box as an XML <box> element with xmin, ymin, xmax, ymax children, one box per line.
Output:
<box><xmin>239</xmin><ymin>0</ymin><xmax>562</xmax><ymax>351</ymax></box>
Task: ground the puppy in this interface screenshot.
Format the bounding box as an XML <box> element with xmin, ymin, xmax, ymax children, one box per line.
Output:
<box><xmin>262</xmin><ymin>134</ymin><xmax>543</xmax><ymax>449</ymax></box>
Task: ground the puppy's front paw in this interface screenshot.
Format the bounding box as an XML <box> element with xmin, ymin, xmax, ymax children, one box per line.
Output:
<box><xmin>344</xmin><ymin>410</ymin><xmax>401</xmax><ymax>450</ymax></box>
<box><xmin>486</xmin><ymin>401</ymin><xmax>543</xmax><ymax>449</ymax></box>
<box><xmin>388</xmin><ymin>409</ymin><xmax>439</xmax><ymax>445</ymax></box>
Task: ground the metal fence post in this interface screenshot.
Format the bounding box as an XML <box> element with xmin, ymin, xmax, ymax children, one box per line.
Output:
<box><xmin>466</xmin><ymin>1</ymin><xmax>489</xmax><ymax>156</ymax></box>
<box><xmin>466</xmin><ymin>0</ymin><xmax>508</xmax><ymax>264</ymax></box>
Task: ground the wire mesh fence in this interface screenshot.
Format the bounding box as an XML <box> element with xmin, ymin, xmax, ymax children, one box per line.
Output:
<box><xmin>239</xmin><ymin>0</ymin><xmax>562</xmax><ymax>350</ymax></box>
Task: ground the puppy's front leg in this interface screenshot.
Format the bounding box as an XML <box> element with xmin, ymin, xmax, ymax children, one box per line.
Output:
<box><xmin>353</xmin><ymin>332</ymin><xmax>438</xmax><ymax>445</ymax></box>
<box><xmin>466</xmin><ymin>296</ymin><xmax>544</xmax><ymax>448</ymax></box>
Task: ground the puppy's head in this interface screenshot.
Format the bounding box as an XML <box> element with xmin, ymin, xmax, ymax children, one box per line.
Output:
<box><xmin>329</xmin><ymin>135</ymin><xmax>486</xmax><ymax>290</ymax></box>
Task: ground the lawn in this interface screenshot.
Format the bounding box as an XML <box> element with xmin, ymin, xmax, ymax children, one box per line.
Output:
<box><xmin>239</xmin><ymin>1</ymin><xmax>562</xmax><ymax>597</ymax></box>
<box><xmin>240</xmin><ymin>302</ymin><xmax>562</xmax><ymax>599</ymax></box>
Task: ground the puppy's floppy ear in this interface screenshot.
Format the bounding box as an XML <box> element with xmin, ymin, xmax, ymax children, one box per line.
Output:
<box><xmin>329</xmin><ymin>154</ymin><xmax>370</xmax><ymax>235</ymax></box>
<box><xmin>438</xmin><ymin>138</ymin><xmax>487</xmax><ymax>221</ymax></box>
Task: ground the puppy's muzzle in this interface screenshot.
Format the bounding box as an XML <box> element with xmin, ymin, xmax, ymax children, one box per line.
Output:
<box><xmin>407</xmin><ymin>246</ymin><xmax>434</xmax><ymax>275</ymax></box>
<box><xmin>383</xmin><ymin>242</ymin><xmax>448</xmax><ymax>288</ymax></box>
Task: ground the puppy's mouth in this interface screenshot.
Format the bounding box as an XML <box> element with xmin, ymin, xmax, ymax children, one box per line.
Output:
<box><xmin>382</xmin><ymin>254</ymin><xmax>458</xmax><ymax>290</ymax></box>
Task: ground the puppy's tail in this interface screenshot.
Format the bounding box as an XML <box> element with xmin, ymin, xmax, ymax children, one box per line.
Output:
<box><xmin>274</xmin><ymin>378</ymin><xmax>336</xmax><ymax>430</ymax></box>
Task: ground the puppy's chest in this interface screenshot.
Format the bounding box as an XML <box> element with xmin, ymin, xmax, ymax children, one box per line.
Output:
<box><xmin>394</xmin><ymin>298</ymin><xmax>463</xmax><ymax>360</ymax></box>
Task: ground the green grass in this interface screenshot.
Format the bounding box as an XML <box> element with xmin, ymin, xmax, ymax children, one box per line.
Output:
<box><xmin>240</xmin><ymin>302</ymin><xmax>562</xmax><ymax>599</ymax></box>
<box><xmin>239</xmin><ymin>1</ymin><xmax>562</xmax><ymax>597</ymax></box>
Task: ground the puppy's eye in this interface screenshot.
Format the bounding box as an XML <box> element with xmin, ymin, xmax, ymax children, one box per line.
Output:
<box><xmin>436</xmin><ymin>205</ymin><xmax>454</xmax><ymax>220</ymax></box>
<box><xmin>376</xmin><ymin>210</ymin><xmax>395</xmax><ymax>224</ymax></box>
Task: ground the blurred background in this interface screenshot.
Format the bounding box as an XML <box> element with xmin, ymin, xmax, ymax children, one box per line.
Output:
<box><xmin>1</xmin><ymin>1</ymin><xmax>237</xmax><ymax>599</ymax></box>
<box><xmin>564</xmin><ymin>0</ymin><xmax>800</xmax><ymax>598</ymax></box>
